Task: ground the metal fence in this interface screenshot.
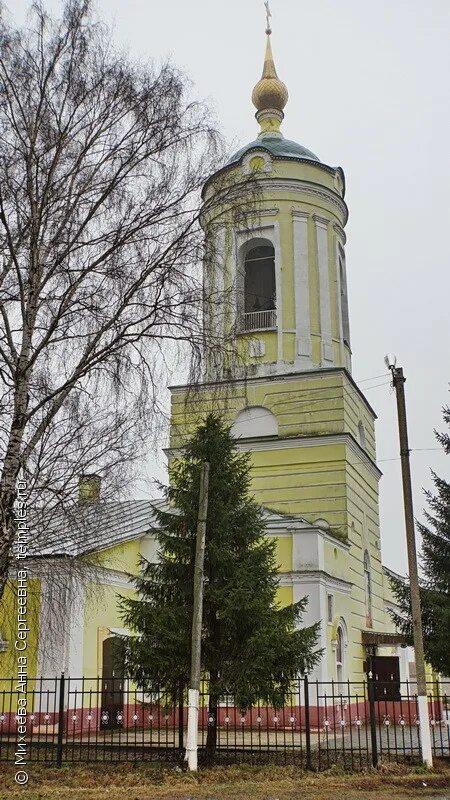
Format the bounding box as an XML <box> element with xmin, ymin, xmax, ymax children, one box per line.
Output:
<box><xmin>0</xmin><ymin>675</ymin><xmax>448</xmax><ymax>769</ymax></box>
<box><xmin>241</xmin><ymin>309</ymin><xmax>277</xmax><ymax>332</ymax></box>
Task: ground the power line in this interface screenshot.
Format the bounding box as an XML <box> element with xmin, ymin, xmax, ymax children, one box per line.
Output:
<box><xmin>356</xmin><ymin>373</ymin><xmax>390</xmax><ymax>384</ymax></box>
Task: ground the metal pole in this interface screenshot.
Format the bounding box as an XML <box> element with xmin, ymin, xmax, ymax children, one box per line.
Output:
<box><xmin>178</xmin><ymin>680</ymin><xmax>184</xmax><ymax>752</ymax></box>
<box><xmin>367</xmin><ymin>664</ymin><xmax>378</xmax><ymax>768</ymax></box>
<box><xmin>56</xmin><ymin>672</ymin><xmax>65</xmax><ymax>767</ymax></box>
<box><xmin>185</xmin><ymin>462</ymin><xmax>210</xmax><ymax>772</ymax></box>
<box><xmin>304</xmin><ymin>675</ymin><xmax>312</xmax><ymax>771</ymax></box>
<box><xmin>390</xmin><ymin>365</ymin><xmax>432</xmax><ymax>767</ymax></box>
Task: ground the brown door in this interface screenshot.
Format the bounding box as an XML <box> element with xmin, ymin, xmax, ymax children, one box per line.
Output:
<box><xmin>100</xmin><ymin>637</ymin><xmax>125</xmax><ymax>730</ymax></box>
<box><xmin>371</xmin><ymin>656</ymin><xmax>401</xmax><ymax>701</ymax></box>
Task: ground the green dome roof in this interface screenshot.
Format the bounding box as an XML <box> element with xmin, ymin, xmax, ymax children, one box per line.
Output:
<box><xmin>228</xmin><ymin>135</ymin><xmax>320</xmax><ymax>165</ymax></box>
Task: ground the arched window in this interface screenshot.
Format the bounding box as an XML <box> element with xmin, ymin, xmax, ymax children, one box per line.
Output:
<box><xmin>244</xmin><ymin>244</ymin><xmax>276</xmax><ymax>313</ymax></box>
<box><xmin>364</xmin><ymin>550</ymin><xmax>372</xmax><ymax>625</ymax></box>
<box><xmin>241</xmin><ymin>242</ymin><xmax>276</xmax><ymax>331</ymax></box>
<box><xmin>231</xmin><ymin>406</ymin><xmax>278</xmax><ymax>439</ymax></box>
<box><xmin>339</xmin><ymin>245</ymin><xmax>350</xmax><ymax>347</ymax></box>
<box><xmin>336</xmin><ymin>625</ymin><xmax>345</xmax><ymax>687</ymax></box>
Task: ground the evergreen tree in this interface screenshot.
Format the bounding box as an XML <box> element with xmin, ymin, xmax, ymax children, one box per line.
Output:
<box><xmin>390</xmin><ymin>406</ymin><xmax>450</xmax><ymax>675</ymax></box>
<box><xmin>120</xmin><ymin>414</ymin><xmax>320</xmax><ymax>761</ymax></box>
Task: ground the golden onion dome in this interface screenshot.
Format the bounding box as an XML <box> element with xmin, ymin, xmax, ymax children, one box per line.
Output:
<box><xmin>252</xmin><ymin>33</ymin><xmax>288</xmax><ymax>114</ymax></box>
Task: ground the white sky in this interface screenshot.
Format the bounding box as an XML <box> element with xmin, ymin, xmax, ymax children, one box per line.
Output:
<box><xmin>10</xmin><ymin>0</ymin><xmax>450</xmax><ymax>574</ymax></box>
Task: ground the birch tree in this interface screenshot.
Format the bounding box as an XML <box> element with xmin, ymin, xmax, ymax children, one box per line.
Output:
<box><xmin>0</xmin><ymin>0</ymin><xmax>241</xmax><ymax>599</ymax></box>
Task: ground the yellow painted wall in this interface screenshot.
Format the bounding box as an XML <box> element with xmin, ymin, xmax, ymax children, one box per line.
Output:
<box><xmin>169</xmin><ymin>366</ymin><xmax>389</xmax><ymax>683</ymax></box>
<box><xmin>272</xmin><ymin>536</ymin><xmax>293</xmax><ymax>572</ymax></box>
<box><xmin>202</xmin><ymin>151</ymin><xmax>350</xmax><ymax>376</ymax></box>
<box><xmin>0</xmin><ymin>579</ymin><xmax>41</xmax><ymax>704</ymax></box>
<box><xmin>82</xmin><ymin>582</ymin><xmax>135</xmax><ymax>678</ymax></box>
<box><xmin>88</xmin><ymin>540</ymin><xmax>141</xmax><ymax>576</ymax></box>
<box><xmin>276</xmin><ymin>586</ymin><xmax>293</xmax><ymax>608</ymax></box>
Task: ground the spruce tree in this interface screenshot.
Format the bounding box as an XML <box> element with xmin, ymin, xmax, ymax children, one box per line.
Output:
<box><xmin>390</xmin><ymin>406</ymin><xmax>450</xmax><ymax>676</ymax></box>
<box><xmin>120</xmin><ymin>414</ymin><xmax>320</xmax><ymax>761</ymax></box>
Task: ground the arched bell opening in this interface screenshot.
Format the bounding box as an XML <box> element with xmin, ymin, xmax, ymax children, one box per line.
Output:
<box><xmin>237</xmin><ymin>238</ymin><xmax>277</xmax><ymax>332</ymax></box>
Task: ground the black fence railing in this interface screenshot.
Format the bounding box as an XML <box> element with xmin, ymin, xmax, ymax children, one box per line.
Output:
<box><xmin>0</xmin><ymin>675</ymin><xmax>448</xmax><ymax>769</ymax></box>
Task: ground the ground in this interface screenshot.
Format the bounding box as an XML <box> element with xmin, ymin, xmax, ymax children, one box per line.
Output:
<box><xmin>0</xmin><ymin>763</ymin><xmax>448</xmax><ymax>800</ymax></box>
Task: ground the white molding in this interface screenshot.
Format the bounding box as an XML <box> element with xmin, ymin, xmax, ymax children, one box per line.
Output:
<box><xmin>89</xmin><ymin>567</ymin><xmax>136</xmax><ymax>589</ymax></box>
<box><xmin>167</xmin><ymin>432</ymin><xmax>382</xmax><ymax>480</ymax></box>
<box><xmin>293</xmin><ymin>212</ymin><xmax>311</xmax><ymax>367</ymax></box>
<box><xmin>312</xmin><ymin>213</ymin><xmax>329</xmax><ymax>228</ymax></box>
<box><xmin>252</xmin><ymin>208</ymin><xmax>279</xmax><ymax>217</ymax></box>
<box><xmin>295</xmin><ymin>570</ymin><xmax>353</xmax><ymax>594</ymax></box>
<box><xmin>315</xmin><ymin>218</ymin><xmax>334</xmax><ymax>366</ymax></box>
<box><xmin>242</xmin><ymin>150</ymin><xmax>273</xmax><ymax>175</ymax></box>
<box><xmin>272</xmin><ymin>220</ymin><xmax>283</xmax><ymax>364</ymax></box>
<box><xmin>335</xmin><ymin>233</ymin><xmax>346</xmax><ymax>367</ymax></box>
<box><xmin>254</xmin><ymin>178</ymin><xmax>348</xmax><ymax>224</ymax></box>
<box><xmin>236</xmin><ymin>433</ymin><xmax>382</xmax><ymax>479</ymax></box>
<box><xmin>287</xmin><ymin>525</ymin><xmax>351</xmax><ymax>552</ymax></box>
<box><xmin>333</xmin><ymin>222</ymin><xmax>346</xmax><ymax>245</ymax></box>
<box><xmin>248</xmin><ymin>339</ymin><xmax>265</xmax><ymax>358</ymax></box>
<box><xmin>64</xmin><ymin>576</ymin><xmax>85</xmax><ymax>685</ymax></box>
<box><xmin>169</xmin><ymin>367</ymin><xmax>378</xmax><ymax>418</ymax></box>
<box><xmin>35</xmin><ymin>579</ymin><xmax>69</xmax><ymax>684</ymax></box>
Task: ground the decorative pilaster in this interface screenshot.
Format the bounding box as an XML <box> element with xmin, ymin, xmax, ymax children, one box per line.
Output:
<box><xmin>314</xmin><ymin>215</ymin><xmax>334</xmax><ymax>365</ymax></box>
<box><xmin>292</xmin><ymin>211</ymin><xmax>311</xmax><ymax>366</ymax></box>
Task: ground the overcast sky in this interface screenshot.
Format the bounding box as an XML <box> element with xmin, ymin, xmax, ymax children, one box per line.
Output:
<box><xmin>11</xmin><ymin>0</ymin><xmax>450</xmax><ymax>574</ymax></box>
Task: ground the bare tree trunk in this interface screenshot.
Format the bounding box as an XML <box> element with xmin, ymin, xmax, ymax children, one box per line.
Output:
<box><xmin>0</xmin><ymin>1</ymin><xmax>257</xmax><ymax>599</ymax></box>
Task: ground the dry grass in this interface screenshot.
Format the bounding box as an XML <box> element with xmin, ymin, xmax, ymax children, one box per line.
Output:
<box><xmin>0</xmin><ymin>761</ymin><xmax>449</xmax><ymax>800</ymax></box>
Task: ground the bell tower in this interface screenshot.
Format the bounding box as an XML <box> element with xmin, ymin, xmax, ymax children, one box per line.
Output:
<box><xmin>170</xmin><ymin>13</ymin><xmax>388</xmax><ymax>682</ymax></box>
<box><xmin>201</xmin><ymin>23</ymin><xmax>350</xmax><ymax>381</ymax></box>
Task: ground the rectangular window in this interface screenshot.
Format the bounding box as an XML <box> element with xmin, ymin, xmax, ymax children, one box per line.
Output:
<box><xmin>327</xmin><ymin>593</ymin><xmax>334</xmax><ymax>623</ymax></box>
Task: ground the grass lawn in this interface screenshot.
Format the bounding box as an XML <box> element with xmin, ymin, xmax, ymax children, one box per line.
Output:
<box><xmin>0</xmin><ymin>762</ymin><xmax>449</xmax><ymax>800</ymax></box>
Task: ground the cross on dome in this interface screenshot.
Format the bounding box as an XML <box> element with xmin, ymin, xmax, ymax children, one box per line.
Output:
<box><xmin>252</xmin><ymin>3</ymin><xmax>288</xmax><ymax>133</ymax></box>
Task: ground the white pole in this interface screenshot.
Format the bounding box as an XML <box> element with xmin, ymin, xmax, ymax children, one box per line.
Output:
<box><xmin>186</xmin><ymin>688</ymin><xmax>200</xmax><ymax>771</ymax></box>
<box><xmin>417</xmin><ymin>695</ymin><xmax>433</xmax><ymax>768</ymax></box>
<box><xmin>185</xmin><ymin>463</ymin><xmax>210</xmax><ymax>771</ymax></box>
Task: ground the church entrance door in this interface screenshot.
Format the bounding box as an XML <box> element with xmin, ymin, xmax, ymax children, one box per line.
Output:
<box><xmin>370</xmin><ymin>655</ymin><xmax>401</xmax><ymax>701</ymax></box>
<box><xmin>100</xmin><ymin>636</ymin><xmax>125</xmax><ymax>730</ymax></box>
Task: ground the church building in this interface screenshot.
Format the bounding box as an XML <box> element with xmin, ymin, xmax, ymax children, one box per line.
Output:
<box><xmin>0</xmin><ymin>18</ymin><xmax>416</xmax><ymax>702</ymax></box>
<box><xmin>168</xmin><ymin>22</ymin><xmax>411</xmax><ymax>690</ymax></box>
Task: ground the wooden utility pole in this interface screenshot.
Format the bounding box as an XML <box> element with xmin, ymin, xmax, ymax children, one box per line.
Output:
<box><xmin>388</xmin><ymin>363</ymin><xmax>433</xmax><ymax>767</ymax></box>
<box><xmin>185</xmin><ymin>462</ymin><xmax>210</xmax><ymax>772</ymax></box>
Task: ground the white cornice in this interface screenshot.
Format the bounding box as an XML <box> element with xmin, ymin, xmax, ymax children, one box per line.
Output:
<box><xmin>312</xmin><ymin>213</ymin><xmax>329</xmax><ymax>228</ymax></box>
<box><xmin>287</xmin><ymin>526</ymin><xmax>350</xmax><ymax>551</ymax></box>
<box><xmin>243</xmin><ymin>208</ymin><xmax>279</xmax><ymax>219</ymax></box>
<box><xmin>169</xmin><ymin>367</ymin><xmax>378</xmax><ymax>420</ymax></box>
<box><xmin>255</xmin><ymin>178</ymin><xmax>348</xmax><ymax>225</ymax></box>
<box><xmin>279</xmin><ymin>570</ymin><xmax>353</xmax><ymax>594</ymax></box>
<box><xmin>333</xmin><ymin>222</ymin><xmax>347</xmax><ymax>245</ymax></box>
<box><xmin>92</xmin><ymin>566</ymin><xmax>134</xmax><ymax>589</ymax></box>
<box><xmin>235</xmin><ymin>433</ymin><xmax>381</xmax><ymax>479</ymax></box>
<box><xmin>167</xmin><ymin>432</ymin><xmax>381</xmax><ymax>480</ymax></box>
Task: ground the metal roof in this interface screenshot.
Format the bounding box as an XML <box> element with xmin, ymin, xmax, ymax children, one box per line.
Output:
<box><xmin>32</xmin><ymin>499</ymin><xmax>166</xmax><ymax>558</ymax></box>
<box><xmin>31</xmin><ymin>500</ymin><xmax>320</xmax><ymax>559</ymax></box>
<box><xmin>228</xmin><ymin>136</ymin><xmax>321</xmax><ymax>166</ymax></box>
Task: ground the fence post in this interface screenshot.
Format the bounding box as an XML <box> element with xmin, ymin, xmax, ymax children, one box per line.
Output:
<box><xmin>56</xmin><ymin>672</ymin><xmax>65</xmax><ymax>768</ymax></box>
<box><xmin>178</xmin><ymin>681</ymin><xmax>184</xmax><ymax>752</ymax></box>
<box><xmin>367</xmin><ymin>670</ymin><xmax>378</xmax><ymax>768</ymax></box>
<box><xmin>304</xmin><ymin>674</ymin><xmax>312</xmax><ymax>771</ymax></box>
